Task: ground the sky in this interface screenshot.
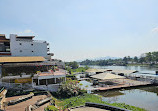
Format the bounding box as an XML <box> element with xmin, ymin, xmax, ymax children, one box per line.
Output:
<box><xmin>0</xmin><ymin>0</ymin><xmax>158</xmax><ymax>61</ymax></box>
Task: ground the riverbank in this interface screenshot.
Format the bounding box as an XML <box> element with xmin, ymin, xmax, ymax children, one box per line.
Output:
<box><xmin>66</xmin><ymin>66</ymin><xmax>89</xmax><ymax>74</ymax></box>
<box><xmin>45</xmin><ymin>93</ymin><xmax>147</xmax><ymax>111</ymax></box>
<box><xmin>96</xmin><ymin>85</ymin><xmax>158</xmax><ymax>111</ymax></box>
<box><xmin>81</xmin><ymin>63</ymin><xmax>158</xmax><ymax>68</ymax></box>
<box><xmin>127</xmin><ymin>63</ymin><xmax>158</xmax><ymax>67</ymax></box>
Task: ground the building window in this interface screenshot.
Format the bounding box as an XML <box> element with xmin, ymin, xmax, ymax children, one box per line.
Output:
<box><xmin>19</xmin><ymin>43</ymin><xmax>22</xmax><ymax>45</ymax></box>
<box><xmin>20</xmin><ymin>50</ymin><xmax>22</xmax><ymax>52</ymax></box>
<box><xmin>31</xmin><ymin>44</ymin><xmax>33</xmax><ymax>46</ymax></box>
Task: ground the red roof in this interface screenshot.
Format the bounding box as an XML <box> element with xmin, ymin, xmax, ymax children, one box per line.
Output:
<box><xmin>38</xmin><ymin>69</ymin><xmax>66</xmax><ymax>76</ymax></box>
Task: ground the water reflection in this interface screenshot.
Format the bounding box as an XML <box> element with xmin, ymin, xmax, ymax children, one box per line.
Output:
<box><xmin>96</xmin><ymin>90</ymin><xmax>124</xmax><ymax>97</ymax></box>
<box><xmin>82</xmin><ymin>65</ymin><xmax>158</xmax><ymax>73</ymax></box>
<box><xmin>97</xmin><ymin>86</ymin><xmax>158</xmax><ymax>111</ymax></box>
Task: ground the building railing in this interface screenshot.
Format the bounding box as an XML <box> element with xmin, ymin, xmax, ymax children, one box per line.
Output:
<box><xmin>0</xmin><ymin>82</ymin><xmax>32</xmax><ymax>89</ymax></box>
<box><xmin>16</xmin><ymin>39</ymin><xmax>47</xmax><ymax>43</ymax></box>
<box><xmin>32</xmin><ymin>84</ymin><xmax>60</xmax><ymax>92</ymax></box>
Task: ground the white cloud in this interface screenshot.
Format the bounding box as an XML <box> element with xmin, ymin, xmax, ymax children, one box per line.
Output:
<box><xmin>18</xmin><ymin>29</ymin><xmax>34</xmax><ymax>35</ymax></box>
<box><xmin>151</xmin><ymin>27</ymin><xmax>158</xmax><ymax>33</ymax></box>
<box><xmin>24</xmin><ymin>29</ymin><xmax>32</xmax><ymax>33</ymax></box>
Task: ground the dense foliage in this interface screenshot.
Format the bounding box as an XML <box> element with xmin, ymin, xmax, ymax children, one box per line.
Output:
<box><xmin>65</xmin><ymin>66</ymin><xmax>89</xmax><ymax>74</ymax></box>
<box><xmin>80</xmin><ymin>51</ymin><xmax>158</xmax><ymax>66</ymax></box>
<box><xmin>54</xmin><ymin>78</ymin><xmax>84</xmax><ymax>98</ymax></box>
<box><xmin>65</xmin><ymin>61</ymin><xmax>79</xmax><ymax>69</ymax></box>
<box><xmin>46</xmin><ymin>93</ymin><xmax>146</xmax><ymax>111</ymax></box>
<box><xmin>45</xmin><ymin>105</ymin><xmax>58</xmax><ymax>111</ymax></box>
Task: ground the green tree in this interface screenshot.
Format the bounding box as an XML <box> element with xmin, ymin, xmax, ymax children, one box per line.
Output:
<box><xmin>68</xmin><ymin>61</ymin><xmax>79</xmax><ymax>69</ymax></box>
<box><xmin>145</xmin><ymin>52</ymin><xmax>152</xmax><ymax>63</ymax></box>
<box><xmin>127</xmin><ymin>56</ymin><xmax>131</xmax><ymax>61</ymax></box>
<box><xmin>123</xmin><ymin>57</ymin><xmax>128</xmax><ymax>64</ymax></box>
<box><xmin>139</xmin><ymin>57</ymin><xmax>145</xmax><ymax>64</ymax></box>
<box><xmin>134</xmin><ymin>56</ymin><xmax>138</xmax><ymax>63</ymax></box>
<box><xmin>152</xmin><ymin>51</ymin><xmax>158</xmax><ymax>63</ymax></box>
<box><xmin>84</xmin><ymin>65</ymin><xmax>89</xmax><ymax>70</ymax></box>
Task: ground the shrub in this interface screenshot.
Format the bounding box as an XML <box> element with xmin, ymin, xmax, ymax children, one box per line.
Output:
<box><xmin>45</xmin><ymin>105</ymin><xmax>58</xmax><ymax>111</ymax></box>
<box><xmin>57</xmin><ymin>79</ymin><xmax>82</xmax><ymax>98</ymax></box>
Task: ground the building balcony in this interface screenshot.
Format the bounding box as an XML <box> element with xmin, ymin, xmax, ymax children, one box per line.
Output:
<box><xmin>0</xmin><ymin>52</ymin><xmax>11</xmax><ymax>56</ymax></box>
<box><xmin>16</xmin><ymin>39</ymin><xmax>47</xmax><ymax>43</ymax></box>
<box><xmin>47</xmin><ymin>53</ymin><xmax>54</xmax><ymax>56</ymax></box>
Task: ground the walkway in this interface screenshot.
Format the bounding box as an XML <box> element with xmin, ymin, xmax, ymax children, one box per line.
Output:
<box><xmin>5</xmin><ymin>95</ymin><xmax>49</xmax><ymax>111</ymax></box>
<box><xmin>71</xmin><ymin>107</ymin><xmax>109</xmax><ymax>111</ymax></box>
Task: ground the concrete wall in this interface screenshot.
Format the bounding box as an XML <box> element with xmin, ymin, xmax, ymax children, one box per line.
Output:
<box><xmin>10</xmin><ymin>34</ymin><xmax>48</xmax><ymax>58</ymax></box>
<box><xmin>32</xmin><ymin>84</ymin><xmax>59</xmax><ymax>92</ymax></box>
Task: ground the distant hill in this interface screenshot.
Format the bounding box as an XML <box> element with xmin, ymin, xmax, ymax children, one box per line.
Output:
<box><xmin>76</xmin><ymin>56</ymin><xmax>120</xmax><ymax>62</ymax></box>
<box><xmin>92</xmin><ymin>56</ymin><xmax>120</xmax><ymax>60</ymax></box>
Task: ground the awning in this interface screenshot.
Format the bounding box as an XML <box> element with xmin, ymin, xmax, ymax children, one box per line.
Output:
<box><xmin>0</xmin><ymin>56</ymin><xmax>45</xmax><ymax>63</ymax></box>
<box><xmin>91</xmin><ymin>73</ymin><xmax>125</xmax><ymax>80</ymax></box>
<box><xmin>111</xmin><ymin>70</ymin><xmax>137</xmax><ymax>75</ymax></box>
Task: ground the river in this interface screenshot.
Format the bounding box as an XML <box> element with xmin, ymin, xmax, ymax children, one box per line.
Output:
<box><xmin>81</xmin><ymin>65</ymin><xmax>158</xmax><ymax>111</ymax></box>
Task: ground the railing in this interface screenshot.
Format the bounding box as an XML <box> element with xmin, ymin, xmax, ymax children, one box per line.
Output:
<box><xmin>32</xmin><ymin>84</ymin><xmax>60</xmax><ymax>92</ymax></box>
<box><xmin>0</xmin><ymin>82</ymin><xmax>32</xmax><ymax>89</ymax></box>
<box><xmin>16</xmin><ymin>39</ymin><xmax>47</xmax><ymax>43</ymax></box>
<box><xmin>35</xmin><ymin>97</ymin><xmax>51</xmax><ymax>106</ymax></box>
<box><xmin>8</xmin><ymin>93</ymin><xmax>34</xmax><ymax>105</ymax></box>
<box><xmin>125</xmin><ymin>75</ymin><xmax>154</xmax><ymax>84</ymax></box>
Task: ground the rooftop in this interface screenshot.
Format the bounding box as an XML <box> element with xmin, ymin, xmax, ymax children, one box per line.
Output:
<box><xmin>0</xmin><ymin>34</ymin><xmax>5</xmax><ymax>37</ymax></box>
<box><xmin>16</xmin><ymin>36</ymin><xmax>35</xmax><ymax>38</ymax></box>
<box><xmin>91</xmin><ymin>73</ymin><xmax>125</xmax><ymax>80</ymax></box>
<box><xmin>36</xmin><ymin>69</ymin><xmax>66</xmax><ymax>77</ymax></box>
<box><xmin>0</xmin><ymin>34</ymin><xmax>9</xmax><ymax>42</ymax></box>
<box><xmin>111</xmin><ymin>69</ymin><xmax>137</xmax><ymax>75</ymax></box>
<box><xmin>0</xmin><ymin>56</ymin><xmax>45</xmax><ymax>63</ymax></box>
<box><xmin>86</xmin><ymin>68</ymin><xmax>110</xmax><ymax>73</ymax></box>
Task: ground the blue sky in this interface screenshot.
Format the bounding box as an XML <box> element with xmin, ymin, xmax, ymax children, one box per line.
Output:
<box><xmin>0</xmin><ymin>0</ymin><xmax>158</xmax><ymax>61</ymax></box>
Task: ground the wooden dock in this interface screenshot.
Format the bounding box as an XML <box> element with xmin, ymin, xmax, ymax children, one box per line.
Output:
<box><xmin>90</xmin><ymin>78</ymin><xmax>152</xmax><ymax>91</ymax></box>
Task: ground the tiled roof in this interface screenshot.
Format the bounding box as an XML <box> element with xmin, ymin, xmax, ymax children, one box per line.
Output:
<box><xmin>0</xmin><ymin>56</ymin><xmax>45</xmax><ymax>63</ymax></box>
<box><xmin>0</xmin><ymin>34</ymin><xmax>5</xmax><ymax>37</ymax></box>
<box><xmin>37</xmin><ymin>69</ymin><xmax>66</xmax><ymax>76</ymax></box>
<box><xmin>91</xmin><ymin>73</ymin><xmax>125</xmax><ymax>80</ymax></box>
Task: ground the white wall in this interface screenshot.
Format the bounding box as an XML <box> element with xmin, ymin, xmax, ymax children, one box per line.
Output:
<box><xmin>10</xmin><ymin>34</ymin><xmax>49</xmax><ymax>58</ymax></box>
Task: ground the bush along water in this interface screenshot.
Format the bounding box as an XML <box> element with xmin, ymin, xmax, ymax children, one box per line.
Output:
<box><xmin>46</xmin><ymin>93</ymin><xmax>147</xmax><ymax>111</ymax></box>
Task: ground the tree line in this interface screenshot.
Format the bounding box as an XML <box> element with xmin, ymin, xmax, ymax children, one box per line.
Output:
<box><xmin>80</xmin><ymin>51</ymin><xmax>158</xmax><ymax>66</ymax></box>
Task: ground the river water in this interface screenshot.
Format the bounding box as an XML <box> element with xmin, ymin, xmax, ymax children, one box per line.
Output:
<box><xmin>81</xmin><ymin>65</ymin><xmax>158</xmax><ymax>111</ymax></box>
<box><xmin>85</xmin><ymin>65</ymin><xmax>158</xmax><ymax>74</ymax></box>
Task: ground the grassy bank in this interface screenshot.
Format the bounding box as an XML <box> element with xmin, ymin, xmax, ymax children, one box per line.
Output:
<box><xmin>46</xmin><ymin>93</ymin><xmax>147</xmax><ymax>111</ymax></box>
<box><xmin>70</xmin><ymin>67</ymin><xmax>87</xmax><ymax>73</ymax></box>
<box><xmin>66</xmin><ymin>66</ymin><xmax>89</xmax><ymax>74</ymax></box>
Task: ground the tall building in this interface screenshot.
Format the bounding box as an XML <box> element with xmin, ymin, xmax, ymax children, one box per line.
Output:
<box><xmin>0</xmin><ymin>34</ymin><xmax>54</xmax><ymax>60</ymax></box>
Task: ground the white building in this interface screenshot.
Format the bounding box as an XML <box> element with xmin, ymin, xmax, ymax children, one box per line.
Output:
<box><xmin>0</xmin><ymin>34</ymin><xmax>54</xmax><ymax>60</ymax></box>
<box><xmin>10</xmin><ymin>34</ymin><xmax>53</xmax><ymax>60</ymax></box>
